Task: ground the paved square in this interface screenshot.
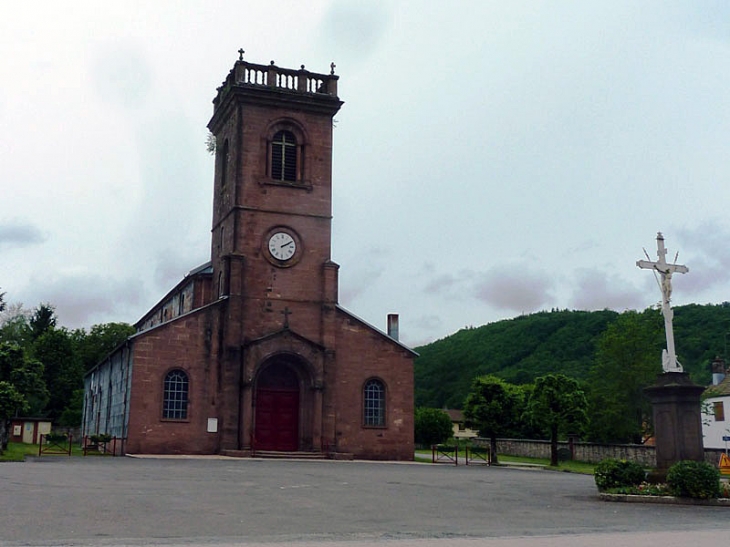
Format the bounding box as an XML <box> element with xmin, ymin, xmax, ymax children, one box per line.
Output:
<box><xmin>1</xmin><ymin>456</ymin><xmax>729</xmax><ymax>546</ymax></box>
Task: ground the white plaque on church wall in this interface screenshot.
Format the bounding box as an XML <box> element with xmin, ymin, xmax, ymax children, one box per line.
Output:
<box><xmin>207</xmin><ymin>418</ymin><xmax>218</xmax><ymax>433</ymax></box>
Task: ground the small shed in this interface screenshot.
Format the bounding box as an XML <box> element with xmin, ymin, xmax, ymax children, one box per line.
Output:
<box><xmin>444</xmin><ymin>409</ymin><xmax>478</xmax><ymax>440</ymax></box>
<box><xmin>9</xmin><ymin>418</ymin><xmax>52</xmax><ymax>444</ymax></box>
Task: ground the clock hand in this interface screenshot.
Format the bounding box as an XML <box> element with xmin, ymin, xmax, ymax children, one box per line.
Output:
<box><xmin>280</xmin><ymin>241</ymin><xmax>293</xmax><ymax>249</ymax></box>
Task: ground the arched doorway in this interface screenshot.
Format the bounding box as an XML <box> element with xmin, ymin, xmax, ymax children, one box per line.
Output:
<box><xmin>254</xmin><ymin>359</ymin><xmax>300</xmax><ymax>451</ymax></box>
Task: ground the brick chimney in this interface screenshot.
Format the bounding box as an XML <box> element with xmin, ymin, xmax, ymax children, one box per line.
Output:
<box><xmin>711</xmin><ymin>356</ymin><xmax>726</xmax><ymax>385</ymax></box>
<box><xmin>387</xmin><ymin>314</ymin><xmax>399</xmax><ymax>341</ymax></box>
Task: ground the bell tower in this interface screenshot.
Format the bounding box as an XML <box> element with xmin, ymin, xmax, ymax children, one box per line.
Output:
<box><xmin>207</xmin><ymin>54</ymin><xmax>344</xmax><ymax>450</ymax></box>
<box><xmin>207</xmin><ymin>54</ymin><xmax>343</xmax><ymax>334</ymax></box>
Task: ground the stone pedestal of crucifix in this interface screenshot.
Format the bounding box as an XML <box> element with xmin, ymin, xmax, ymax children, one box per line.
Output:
<box><xmin>638</xmin><ymin>233</ymin><xmax>704</xmax><ymax>477</ymax></box>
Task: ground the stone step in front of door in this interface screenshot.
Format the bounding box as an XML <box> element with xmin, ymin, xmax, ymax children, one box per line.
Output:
<box><xmin>220</xmin><ymin>449</ymin><xmax>354</xmax><ymax>460</ymax></box>
<box><xmin>253</xmin><ymin>450</ymin><xmax>328</xmax><ymax>459</ymax></box>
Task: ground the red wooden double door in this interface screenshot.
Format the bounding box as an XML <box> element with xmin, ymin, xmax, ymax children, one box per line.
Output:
<box><xmin>254</xmin><ymin>361</ymin><xmax>300</xmax><ymax>451</ymax></box>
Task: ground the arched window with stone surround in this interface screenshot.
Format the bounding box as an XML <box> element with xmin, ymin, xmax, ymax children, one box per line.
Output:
<box><xmin>363</xmin><ymin>378</ymin><xmax>386</xmax><ymax>427</ymax></box>
<box><xmin>163</xmin><ymin>369</ymin><xmax>189</xmax><ymax>420</ymax></box>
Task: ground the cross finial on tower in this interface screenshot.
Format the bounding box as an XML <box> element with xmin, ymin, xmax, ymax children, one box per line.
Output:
<box><xmin>281</xmin><ymin>307</ymin><xmax>292</xmax><ymax>329</ymax></box>
<box><xmin>238</xmin><ymin>48</ymin><xmax>245</xmax><ymax>61</ymax></box>
<box><xmin>330</xmin><ymin>62</ymin><xmax>336</xmax><ymax>75</ymax></box>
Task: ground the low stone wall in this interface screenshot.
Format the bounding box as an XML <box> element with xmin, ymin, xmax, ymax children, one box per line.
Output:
<box><xmin>490</xmin><ymin>438</ymin><xmax>656</xmax><ymax>465</ymax></box>
<box><xmin>479</xmin><ymin>438</ymin><xmax>727</xmax><ymax>467</ymax></box>
<box><xmin>704</xmin><ymin>448</ymin><xmax>727</xmax><ymax>466</ymax></box>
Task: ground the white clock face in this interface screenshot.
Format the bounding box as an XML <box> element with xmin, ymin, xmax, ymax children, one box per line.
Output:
<box><xmin>268</xmin><ymin>232</ymin><xmax>296</xmax><ymax>261</ymax></box>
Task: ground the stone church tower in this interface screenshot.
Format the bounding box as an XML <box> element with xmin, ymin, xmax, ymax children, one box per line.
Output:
<box><xmin>82</xmin><ymin>55</ymin><xmax>416</xmax><ymax>460</ymax></box>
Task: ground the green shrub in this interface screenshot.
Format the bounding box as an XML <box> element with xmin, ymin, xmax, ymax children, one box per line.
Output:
<box><xmin>666</xmin><ymin>460</ymin><xmax>720</xmax><ymax>499</ymax></box>
<box><xmin>611</xmin><ymin>482</ymin><xmax>670</xmax><ymax>496</ymax></box>
<box><xmin>594</xmin><ymin>458</ymin><xmax>646</xmax><ymax>491</ymax></box>
<box><xmin>44</xmin><ymin>432</ymin><xmax>68</xmax><ymax>444</ymax></box>
<box><xmin>89</xmin><ymin>433</ymin><xmax>112</xmax><ymax>444</ymax></box>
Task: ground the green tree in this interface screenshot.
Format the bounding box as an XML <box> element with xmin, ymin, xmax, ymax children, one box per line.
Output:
<box><xmin>75</xmin><ymin>322</ymin><xmax>135</xmax><ymax>371</ymax></box>
<box><xmin>586</xmin><ymin>310</ymin><xmax>662</xmax><ymax>444</ymax></box>
<box><xmin>463</xmin><ymin>375</ymin><xmax>522</xmax><ymax>464</ymax></box>
<box><xmin>414</xmin><ymin>407</ymin><xmax>453</xmax><ymax>447</ymax></box>
<box><xmin>526</xmin><ymin>374</ymin><xmax>587</xmax><ymax>466</ymax></box>
<box><xmin>0</xmin><ymin>342</ymin><xmax>30</xmax><ymax>383</ymax></box>
<box><xmin>0</xmin><ymin>342</ymin><xmax>48</xmax><ymax>416</ymax></box>
<box><xmin>507</xmin><ymin>383</ymin><xmax>544</xmax><ymax>439</ymax></box>
<box><xmin>414</xmin><ymin>309</ymin><xmax>619</xmax><ymax>408</ymax></box>
<box><xmin>58</xmin><ymin>388</ymin><xmax>84</xmax><ymax>427</ymax></box>
<box><xmin>0</xmin><ymin>381</ymin><xmax>26</xmax><ymax>450</ymax></box>
<box><xmin>10</xmin><ymin>357</ymin><xmax>49</xmax><ymax>416</ymax></box>
<box><xmin>0</xmin><ymin>306</ymin><xmax>32</xmax><ymax>348</ymax></box>
<box><xmin>0</xmin><ymin>381</ymin><xmax>24</xmax><ymax>418</ymax></box>
<box><xmin>33</xmin><ymin>328</ymin><xmax>82</xmax><ymax>422</ymax></box>
<box><xmin>29</xmin><ymin>303</ymin><xmax>57</xmax><ymax>341</ymax></box>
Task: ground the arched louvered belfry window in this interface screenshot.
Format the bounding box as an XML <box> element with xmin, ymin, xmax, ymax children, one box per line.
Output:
<box><xmin>363</xmin><ymin>378</ymin><xmax>386</xmax><ymax>427</ymax></box>
<box><xmin>163</xmin><ymin>369</ymin><xmax>189</xmax><ymax>420</ymax></box>
<box><xmin>271</xmin><ymin>130</ymin><xmax>298</xmax><ymax>182</ymax></box>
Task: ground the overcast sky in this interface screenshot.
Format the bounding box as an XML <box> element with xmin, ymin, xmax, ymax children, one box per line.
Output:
<box><xmin>1</xmin><ymin>1</ymin><xmax>729</xmax><ymax>347</ymax></box>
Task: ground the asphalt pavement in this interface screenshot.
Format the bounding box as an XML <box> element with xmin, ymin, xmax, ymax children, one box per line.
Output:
<box><xmin>1</xmin><ymin>455</ymin><xmax>729</xmax><ymax>546</ymax></box>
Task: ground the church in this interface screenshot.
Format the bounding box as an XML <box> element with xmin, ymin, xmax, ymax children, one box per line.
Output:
<box><xmin>81</xmin><ymin>54</ymin><xmax>416</xmax><ymax>460</ymax></box>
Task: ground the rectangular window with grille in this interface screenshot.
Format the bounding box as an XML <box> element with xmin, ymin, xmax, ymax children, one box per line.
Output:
<box><xmin>714</xmin><ymin>401</ymin><xmax>725</xmax><ymax>422</ymax></box>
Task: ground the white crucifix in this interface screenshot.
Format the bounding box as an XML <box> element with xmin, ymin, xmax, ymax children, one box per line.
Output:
<box><xmin>636</xmin><ymin>232</ymin><xmax>689</xmax><ymax>373</ymax></box>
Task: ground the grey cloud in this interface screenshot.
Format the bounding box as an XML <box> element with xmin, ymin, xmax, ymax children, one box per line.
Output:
<box><xmin>319</xmin><ymin>1</ymin><xmax>389</xmax><ymax>63</ymax></box>
<box><xmin>411</xmin><ymin>313</ymin><xmax>442</xmax><ymax>332</ymax></box>
<box><xmin>339</xmin><ymin>246</ymin><xmax>389</xmax><ymax>304</ymax></box>
<box><xmin>564</xmin><ymin>238</ymin><xmax>600</xmax><ymax>256</ymax></box>
<box><xmin>407</xmin><ymin>314</ymin><xmax>445</xmax><ymax>347</ymax></box>
<box><xmin>91</xmin><ymin>44</ymin><xmax>152</xmax><ymax>109</ymax></box>
<box><xmin>423</xmin><ymin>273</ymin><xmax>459</xmax><ymax>295</ymax></box>
<box><xmin>113</xmin><ymin>111</ymin><xmax>211</xmax><ymax>298</ymax></box>
<box><xmin>568</xmin><ymin>268</ymin><xmax>645</xmax><ymax>312</ymax></box>
<box><xmin>676</xmin><ymin>222</ymin><xmax>730</xmax><ymax>296</ymax></box>
<box><xmin>418</xmin><ymin>266</ymin><xmax>477</xmax><ymax>300</ymax></box>
<box><xmin>474</xmin><ymin>265</ymin><xmax>554</xmax><ymax>313</ymax></box>
<box><xmin>23</xmin><ymin>273</ymin><xmax>146</xmax><ymax>329</ymax></box>
<box><xmin>0</xmin><ymin>220</ymin><xmax>47</xmax><ymax>249</ymax></box>
<box><xmin>153</xmin><ymin>248</ymin><xmax>208</xmax><ymax>294</ymax></box>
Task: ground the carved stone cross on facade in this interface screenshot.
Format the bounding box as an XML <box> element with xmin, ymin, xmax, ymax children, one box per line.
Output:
<box><xmin>280</xmin><ymin>306</ymin><xmax>292</xmax><ymax>329</ymax></box>
<box><xmin>636</xmin><ymin>232</ymin><xmax>689</xmax><ymax>373</ymax></box>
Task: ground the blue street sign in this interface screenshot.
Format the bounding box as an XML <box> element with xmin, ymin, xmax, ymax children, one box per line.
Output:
<box><xmin>723</xmin><ymin>436</ymin><xmax>730</xmax><ymax>442</ymax></box>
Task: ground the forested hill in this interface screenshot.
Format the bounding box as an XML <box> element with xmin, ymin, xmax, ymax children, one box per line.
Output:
<box><xmin>414</xmin><ymin>303</ymin><xmax>730</xmax><ymax>408</ymax></box>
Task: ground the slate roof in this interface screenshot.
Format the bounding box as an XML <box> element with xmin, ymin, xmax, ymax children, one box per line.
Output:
<box><xmin>444</xmin><ymin>409</ymin><xmax>464</xmax><ymax>423</ymax></box>
<box><xmin>703</xmin><ymin>375</ymin><xmax>730</xmax><ymax>398</ymax></box>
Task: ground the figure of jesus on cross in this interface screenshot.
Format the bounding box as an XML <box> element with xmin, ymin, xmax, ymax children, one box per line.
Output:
<box><xmin>636</xmin><ymin>232</ymin><xmax>689</xmax><ymax>373</ymax></box>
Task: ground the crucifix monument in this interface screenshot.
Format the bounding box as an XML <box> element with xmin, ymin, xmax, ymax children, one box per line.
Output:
<box><xmin>636</xmin><ymin>232</ymin><xmax>689</xmax><ymax>373</ymax></box>
<box><xmin>638</xmin><ymin>232</ymin><xmax>704</xmax><ymax>477</ymax></box>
